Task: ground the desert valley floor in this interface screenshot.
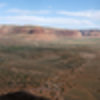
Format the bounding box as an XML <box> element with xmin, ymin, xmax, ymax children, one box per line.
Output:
<box><xmin>0</xmin><ymin>26</ymin><xmax>100</xmax><ymax>100</ymax></box>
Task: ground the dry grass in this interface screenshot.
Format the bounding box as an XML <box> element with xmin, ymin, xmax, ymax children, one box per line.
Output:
<box><xmin>0</xmin><ymin>35</ymin><xmax>100</xmax><ymax>100</ymax></box>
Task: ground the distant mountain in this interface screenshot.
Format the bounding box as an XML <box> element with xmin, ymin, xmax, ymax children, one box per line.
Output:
<box><xmin>80</xmin><ymin>30</ymin><xmax>100</xmax><ymax>37</ymax></box>
<box><xmin>0</xmin><ymin>25</ymin><xmax>100</xmax><ymax>38</ymax></box>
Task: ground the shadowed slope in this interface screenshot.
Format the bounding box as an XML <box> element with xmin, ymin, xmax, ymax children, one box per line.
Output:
<box><xmin>0</xmin><ymin>91</ymin><xmax>50</xmax><ymax>100</ymax></box>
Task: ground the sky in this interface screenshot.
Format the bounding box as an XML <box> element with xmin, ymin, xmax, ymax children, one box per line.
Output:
<box><xmin>0</xmin><ymin>0</ymin><xmax>100</xmax><ymax>29</ymax></box>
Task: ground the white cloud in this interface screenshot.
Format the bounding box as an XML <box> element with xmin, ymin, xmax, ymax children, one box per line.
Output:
<box><xmin>0</xmin><ymin>15</ymin><xmax>95</xmax><ymax>28</ymax></box>
<box><xmin>7</xmin><ymin>9</ymin><xmax>51</xmax><ymax>15</ymax></box>
<box><xmin>1</xmin><ymin>9</ymin><xmax>100</xmax><ymax>29</ymax></box>
<box><xmin>0</xmin><ymin>3</ymin><xmax>6</xmax><ymax>8</ymax></box>
<box><xmin>58</xmin><ymin>10</ymin><xmax>100</xmax><ymax>20</ymax></box>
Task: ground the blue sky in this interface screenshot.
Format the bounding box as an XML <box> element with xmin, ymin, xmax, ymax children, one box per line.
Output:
<box><xmin>0</xmin><ymin>0</ymin><xmax>100</xmax><ymax>29</ymax></box>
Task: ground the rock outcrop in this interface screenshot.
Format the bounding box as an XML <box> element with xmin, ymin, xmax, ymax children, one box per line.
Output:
<box><xmin>0</xmin><ymin>25</ymin><xmax>100</xmax><ymax>39</ymax></box>
<box><xmin>80</xmin><ymin>30</ymin><xmax>100</xmax><ymax>37</ymax></box>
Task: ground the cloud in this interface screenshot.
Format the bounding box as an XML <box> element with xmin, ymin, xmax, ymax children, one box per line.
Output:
<box><xmin>58</xmin><ymin>10</ymin><xmax>100</xmax><ymax>20</ymax></box>
<box><xmin>7</xmin><ymin>9</ymin><xmax>51</xmax><ymax>15</ymax></box>
<box><xmin>6</xmin><ymin>9</ymin><xmax>100</xmax><ymax>20</ymax></box>
<box><xmin>0</xmin><ymin>15</ymin><xmax>96</xmax><ymax>29</ymax></box>
<box><xmin>1</xmin><ymin>8</ymin><xmax>100</xmax><ymax>29</ymax></box>
<box><xmin>0</xmin><ymin>3</ymin><xmax>6</xmax><ymax>8</ymax></box>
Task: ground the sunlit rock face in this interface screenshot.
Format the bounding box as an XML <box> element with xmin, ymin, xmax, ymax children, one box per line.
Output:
<box><xmin>0</xmin><ymin>26</ymin><xmax>82</xmax><ymax>37</ymax></box>
<box><xmin>0</xmin><ymin>91</ymin><xmax>50</xmax><ymax>100</ymax></box>
<box><xmin>0</xmin><ymin>26</ymin><xmax>100</xmax><ymax>41</ymax></box>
